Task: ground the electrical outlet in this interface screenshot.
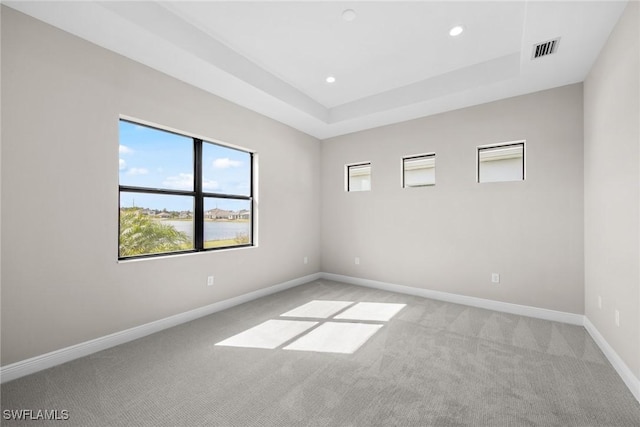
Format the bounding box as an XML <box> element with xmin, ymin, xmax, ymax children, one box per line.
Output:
<box><xmin>303</xmin><ymin>256</ymin><xmax>308</xmax><ymax>264</ymax></box>
<box><xmin>207</xmin><ymin>276</ymin><xmax>214</xmax><ymax>287</ymax></box>
<box><xmin>598</xmin><ymin>295</ymin><xmax>602</xmax><ymax>309</ymax></box>
<box><xmin>355</xmin><ymin>257</ymin><xmax>360</xmax><ymax>265</ymax></box>
<box><xmin>615</xmin><ymin>309</ymin><xmax>620</xmax><ymax>327</ymax></box>
<box><xmin>491</xmin><ymin>273</ymin><xmax>500</xmax><ymax>283</ymax></box>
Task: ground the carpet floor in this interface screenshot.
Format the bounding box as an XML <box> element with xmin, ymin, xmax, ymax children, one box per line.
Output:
<box><xmin>2</xmin><ymin>279</ymin><xmax>639</xmax><ymax>426</ymax></box>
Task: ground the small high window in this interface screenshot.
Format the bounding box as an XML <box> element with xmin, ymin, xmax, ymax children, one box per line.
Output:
<box><xmin>403</xmin><ymin>154</ymin><xmax>435</xmax><ymax>187</ymax></box>
<box><xmin>477</xmin><ymin>142</ymin><xmax>525</xmax><ymax>183</ymax></box>
<box><xmin>346</xmin><ymin>163</ymin><xmax>371</xmax><ymax>192</ymax></box>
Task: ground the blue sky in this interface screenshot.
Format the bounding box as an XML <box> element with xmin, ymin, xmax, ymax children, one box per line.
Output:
<box><xmin>119</xmin><ymin>120</ymin><xmax>251</xmax><ymax>212</ymax></box>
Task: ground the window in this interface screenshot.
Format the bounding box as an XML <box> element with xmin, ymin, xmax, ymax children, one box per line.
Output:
<box><xmin>346</xmin><ymin>163</ymin><xmax>371</xmax><ymax>192</ymax></box>
<box><xmin>477</xmin><ymin>142</ymin><xmax>525</xmax><ymax>183</ymax></box>
<box><xmin>118</xmin><ymin>119</ymin><xmax>253</xmax><ymax>259</ymax></box>
<box><xmin>402</xmin><ymin>153</ymin><xmax>435</xmax><ymax>187</ymax></box>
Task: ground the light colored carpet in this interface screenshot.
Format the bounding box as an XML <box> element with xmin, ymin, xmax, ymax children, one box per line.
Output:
<box><xmin>2</xmin><ymin>279</ymin><xmax>639</xmax><ymax>426</ymax></box>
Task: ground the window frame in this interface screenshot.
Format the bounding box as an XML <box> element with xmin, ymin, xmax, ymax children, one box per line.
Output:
<box><xmin>402</xmin><ymin>152</ymin><xmax>436</xmax><ymax>188</ymax></box>
<box><xmin>476</xmin><ymin>141</ymin><xmax>525</xmax><ymax>183</ymax></box>
<box><xmin>345</xmin><ymin>162</ymin><xmax>372</xmax><ymax>192</ymax></box>
<box><xmin>118</xmin><ymin>118</ymin><xmax>254</xmax><ymax>260</ymax></box>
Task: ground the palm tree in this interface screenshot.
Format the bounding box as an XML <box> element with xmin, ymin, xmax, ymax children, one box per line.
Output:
<box><xmin>119</xmin><ymin>209</ymin><xmax>190</xmax><ymax>257</ymax></box>
<box><xmin>234</xmin><ymin>232</ymin><xmax>250</xmax><ymax>245</ymax></box>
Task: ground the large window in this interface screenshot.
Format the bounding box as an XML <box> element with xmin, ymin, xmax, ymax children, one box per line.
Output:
<box><xmin>477</xmin><ymin>142</ymin><xmax>525</xmax><ymax>183</ymax></box>
<box><xmin>118</xmin><ymin>119</ymin><xmax>253</xmax><ymax>259</ymax></box>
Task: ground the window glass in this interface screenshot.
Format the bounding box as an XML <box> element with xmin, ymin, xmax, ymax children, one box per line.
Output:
<box><xmin>202</xmin><ymin>142</ymin><xmax>251</xmax><ymax>196</ymax></box>
<box><xmin>203</xmin><ymin>198</ymin><xmax>252</xmax><ymax>249</ymax></box>
<box><xmin>478</xmin><ymin>143</ymin><xmax>524</xmax><ymax>183</ymax></box>
<box><xmin>119</xmin><ymin>192</ymin><xmax>194</xmax><ymax>257</ymax></box>
<box><xmin>403</xmin><ymin>154</ymin><xmax>435</xmax><ymax>187</ymax></box>
<box><xmin>119</xmin><ymin>121</ymin><xmax>193</xmax><ymax>190</ymax></box>
<box><xmin>347</xmin><ymin>163</ymin><xmax>371</xmax><ymax>192</ymax></box>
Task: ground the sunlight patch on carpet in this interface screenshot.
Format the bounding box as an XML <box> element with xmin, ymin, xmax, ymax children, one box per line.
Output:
<box><xmin>216</xmin><ymin>300</ymin><xmax>406</xmax><ymax>354</ymax></box>
<box><xmin>284</xmin><ymin>322</ymin><xmax>383</xmax><ymax>354</ymax></box>
<box><xmin>280</xmin><ymin>300</ymin><xmax>354</xmax><ymax>319</ymax></box>
<box><xmin>215</xmin><ymin>319</ymin><xmax>317</xmax><ymax>349</ymax></box>
<box><xmin>334</xmin><ymin>302</ymin><xmax>406</xmax><ymax>321</ymax></box>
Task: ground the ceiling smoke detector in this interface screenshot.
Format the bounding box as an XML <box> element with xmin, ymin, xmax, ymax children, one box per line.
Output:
<box><xmin>342</xmin><ymin>9</ymin><xmax>356</xmax><ymax>22</ymax></box>
<box><xmin>532</xmin><ymin>38</ymin><xmax>560</xmax><ymax>59</ymax></box>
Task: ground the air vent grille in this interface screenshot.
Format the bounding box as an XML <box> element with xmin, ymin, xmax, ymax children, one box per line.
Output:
<box><xmin>532</xmin><ymin>38</ymin><xmax>560</xmax><ymax>59</ymax></box>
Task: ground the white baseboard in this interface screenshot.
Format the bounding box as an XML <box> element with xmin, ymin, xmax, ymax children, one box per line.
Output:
<box><xmin>320</xmin><ymin>272</ymin><xmax>584</xmax><ymax>325</ymax></box>
<box><xmin>584</xmin><ymin>317</ymin><xmax>640</xmax><ymax>403</ymax></box>
<box><xmin>0</xmin><ymin>273</ymin><xmax>321</xmax><ymax>384</ymax></box>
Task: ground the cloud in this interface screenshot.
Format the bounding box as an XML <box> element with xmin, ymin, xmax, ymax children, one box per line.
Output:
<box><xmin>119</xmin><ymin>159</ymin><xmax>127</xmax><ymax>170</ymax></box>
<box><xmin>213</xmin><ymin>158</ymin><xmax>242</xmax><ymax>169</ymax></box>
<box><xmin>163</xmin><ymin>173</ymin><xmax>194</xmax><ymax>190</ymax></box>
<box><xmin>127</xmin><ymin>167</ymin><xmax>149</xmax><ymax>176</ymax></box>
<box><xmin>203</xmin><ymin>179</ymin><xmax>219</xmax><ymax>191</ymax></box>
<box><xmin>162</xmin><ymin>174</ymin><xmax>219</xmax><ymax>191</ymax></box>
<box><xmin>119</xmin><ymin>145</ymin><xmax>133</xmax><ymax>154</ymax></box>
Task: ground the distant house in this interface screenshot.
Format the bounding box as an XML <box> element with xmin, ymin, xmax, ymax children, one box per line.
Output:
<box><xmin>204</xmin><ymin>208</ymin><xmax>249</xmax><ymax>220</ymax></box>
<box><xmin>179</xmin><ymin>211</ymin><xmax>192</xmax><ymax>219</ymax></box>
<box><xmin>205</xmin><ymin>208</ymin><xmax>234</xmax><ymax>220</ymax></box>
<box><xmin>157</xmin><ymin>212</ymin><xmax>171</xmax><ymax>219</ymax></box>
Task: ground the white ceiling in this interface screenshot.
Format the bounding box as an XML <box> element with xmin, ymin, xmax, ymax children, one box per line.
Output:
<box><xmin>5</xmin><ymin>1</ymin><xmax>628</xmax><ymax>139</ymax></box>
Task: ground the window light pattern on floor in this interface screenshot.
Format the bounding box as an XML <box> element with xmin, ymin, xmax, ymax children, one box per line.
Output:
<box><xmin>335</xmin><ymin>302</ymin><xmax>406</xmax><ymax>321</ymax></box>
<box><xmin>283</xmin><ymin>322</ymin><xmax>383</xmax><ymax>354</ymax></box>
<box><xmin>280</xmin><ymin>300</ymin><xmax>354</xmax><ymax>319</ymax></box>
<box><xmin>214</xmin><ymin>319</ymin><xmax>317</xmax><ymax>349</ymax></box>
<box><xmin>215</xmin><ymin>300</ymin><xmax>406</xmax><ymax>354</ymax></box>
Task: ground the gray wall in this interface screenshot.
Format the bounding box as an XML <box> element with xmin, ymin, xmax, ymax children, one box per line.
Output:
<box><xmin>0</xmin><ymin>8</ymin><xmax>321</xmax><ymax>365</ymax></box>
<box><xmin>321</xmin><ymin>84</ymin><xmax>585</xmax><ymax>314</ymax></box>
<box><xmin>584</xmin><ymin>1</ymin><xmax>639</xmax><ymax>378</ymax></box>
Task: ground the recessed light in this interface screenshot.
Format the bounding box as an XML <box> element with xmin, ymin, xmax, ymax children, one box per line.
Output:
<box><xmin>342</xmin><ymin>9</ymin><xmax>356</xmax><ymax>22</ymax></box>
<box><xmin>449</xmin><ymin>25</ymin><xmax>464</xmax><ymax>37</ymax></box>
<box><xmin>326</xmin><ymin>76</ymin><xmax>336</xmax><ymax>84</ymax></box>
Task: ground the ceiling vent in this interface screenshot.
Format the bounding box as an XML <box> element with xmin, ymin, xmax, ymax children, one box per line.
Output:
<box><xmin>532</xmin><ymin>38</ymin><xmax>560</xmax><ymax>59</ymax></box>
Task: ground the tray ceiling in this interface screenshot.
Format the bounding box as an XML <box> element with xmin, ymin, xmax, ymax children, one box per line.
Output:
<box><xmin>5</xmin><ymin>1</ymin><xmax>628</xmax><ymax>139</ymax></box>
